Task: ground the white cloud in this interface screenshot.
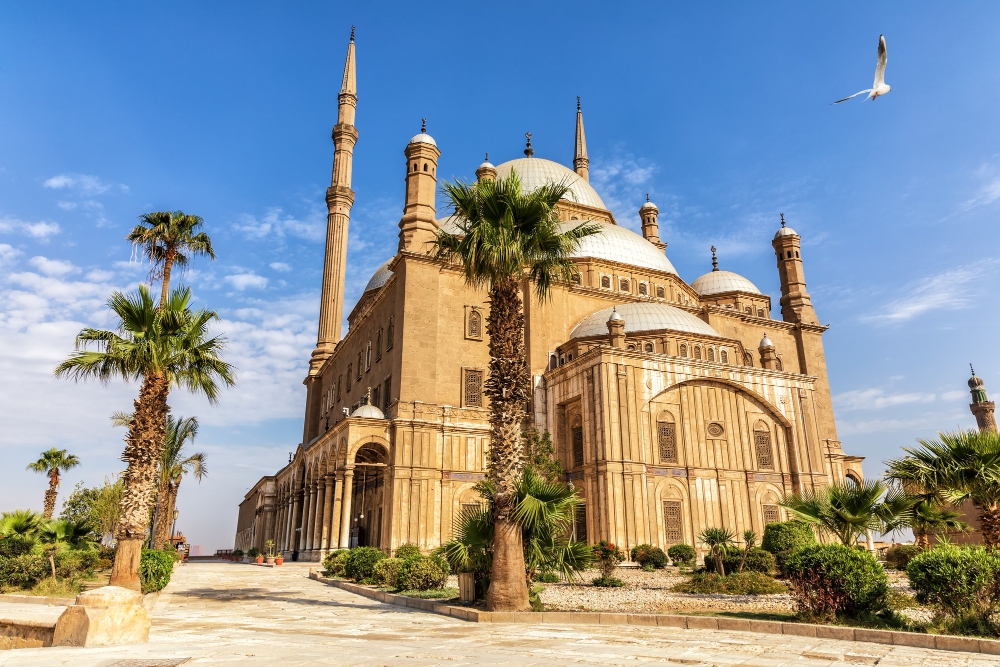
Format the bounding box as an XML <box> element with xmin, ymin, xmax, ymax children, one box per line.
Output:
<box><xmin>590</xmin><ymin>153</ymin><xmax>658</xmax><ymax>231</ymax></box>
<box><xmin>28</xmin><ymin>256</ymin><xmax>77</xmax><ymax>277</ymax></box>
<box><xmin>232</xmin><ymin>207</ymin><xmax>324</xmax><ymax>242</ymax></box>
<box><xmin>0</xmin><ymin>217</ymin><xmax>61</xmax><ymax>241</ymax></box>
<box><xmin>270</xmin><ymin>262</ymin><xmax>292</xmax><ymax>272</ymax></box>
<box><xmin>225</xmin><ymin>273</ymin><xmax>268</xmax><ymax>290</ymax></box>
<box><xmin>56</xmin><ymin>201</ymin><xmax>77</xmax><ymax>210</ymax></box>
<box><xmin>0</xmin><ymin>244</ymin><xmax>22</xmax><ymax>265</ymax></box>
<box><xmin>864</xmin><ymin>262</ymin><xmax>994</xmax><ymax>324</ymax></box>
<box><xmin>834</xmin><ymin>388</ymin><xmax>936</xmax><ymax>412</ymax></box>
<box><xmin>43</xmin><ymin>173</ymin><xmax>127</xmax><ymax>196</ymax></box>
<box><xmin>86</xmin><ymin>269</ymin><xmax>116</xmax><ymax>282</ymax></box>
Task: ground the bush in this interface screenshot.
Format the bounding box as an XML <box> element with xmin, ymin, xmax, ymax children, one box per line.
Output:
<box><xmin>232</xmin><ymin>549</ymin><xmax>244</xmax><ymax>559</ymax></box>
<box><xmin>397</xmin><ymin>556</ymin><xmax>446</xmax><ymax>591</ymax></box>
<box><xmin>783</xmin><ymin>544</ymin><xmax>888</xmax><ymax>620</ymax></box>
<box><xmin>394</xmin><ymin>543</ymin><xmax>422</xmax><ymax>560</ymax></box>
<box><xmin>0</xmin><ymin>536</ymin><xmax>34</xmax><ymax>558</ymax></box>
<box><xmin>54</xmin><ymin>550</ymin><xmax>98</xmax><ymax>579</ymax></box>
<box><xmin>0</xmin><ymin>555</ymin><xmax>49</xmax><ymax>589</ymax></box>
<box><xmin>592</xmin><ymin>576</ymin><xmax>625</xmax><ymax>587</ymax></box>
<box><xmin>704</xmin><ymin>547</ymin><xmax>775</xmax><ymax>575</ymax></box>
<box><xmin>372</xmin><ymin>557</ymin><xmax>404</xmax><ymax>588</ymax></box>
<box><xmin>673</xmin><ymin>571</ymin><xmax>789</xmax><ymax>595</ymax></box>
<box><xmin>884</xmin><ymin>544</ymin><xmax>922</xmax><ymax>571</ymax></box>
<box><xmin>668</xmin><ymin>544</ymin><xmax>697</xmax><ymax>566</ymax></box>
<box><xmin>322</xmin><ymin>550</ymin><xmax>350</xmax><ymax>577</ymax></box>
<box><xmin>536</xmin><ymin>571</ymin><xmax>560</xmax><ymax>583</ymax></box>
<box><xmin>631</xmin><ymin>544</ymin><xmax>669</xmax><ymax>569</ymax></box>
<box><xmin>592</xmin><ymin>540</ymin><xmax>624</xmax><ymax>579</ymax></box>
<box><xmin>344</xmin><ymin>547</ymin><xmax>386</xmax><ymax>583</ymax></box>
<box><xmin>247</xmin><ymin>547</ymin><xmax>260</xmax><ymax>558</ymax></box>
<box><xmin>906</xmin><ymin>545</ymin><xmax>1000</xmax><ymax>620</ymax></box>
<box><xmin>139</xmin><ymin>549</ymin><xmax>175</xmax><ymax>594</ymax></box>
<box><xmin>761</xmin><ymin>521</ymin><xmax>815</xmax><ymax>571</ymax></box>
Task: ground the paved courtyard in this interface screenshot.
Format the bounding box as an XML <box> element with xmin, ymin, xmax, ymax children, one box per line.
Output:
<box><xmin>2</xmin><ymin>561</ymin><xmax>999</xmax><ymax>666</ymax></box>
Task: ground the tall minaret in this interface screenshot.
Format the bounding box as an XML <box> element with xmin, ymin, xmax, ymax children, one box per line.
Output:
<box><xmin>772</xmin><ymin>214</ymin><xmax>818</xmax><ymax>325</ymax></box>
<box><xmin>969</xmin><ymin>365</ymin><xmax>997</xmax><ymax>432</ymax></box>
<box><xmin>398</xmin><ymin>119</ymin><xmax>441</xmax><ymax>252</ymax></box>
<box><xmin>573</xmin><ymin>96</ymin><xmax>589</xmax><ymax>181</ymax></box>
<box><xmin>639</xmin><ymin>194</ymin><xmax>665</xmax><ymax>250</ymax></box>
<box><xmin>310</xmin><ymin>28</ymin><xmax>358</xmax><ymax>374</ymax></box>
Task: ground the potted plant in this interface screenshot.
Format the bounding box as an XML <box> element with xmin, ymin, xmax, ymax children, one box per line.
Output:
<box><xmin>249</xmin><ymin>547</ymin><xmax>262</xmax><ymax>564</ymax></box>
<box><xmin>265</xmin><ymin>539</ymin><xmax>276</xmax><ymax>565</ymax></box>
<box><xmin>275</xmin><ymin>550</ymin><xmax>284</xmax><ymax>566</ymax></box>
<box><xmin>233</xmin><ymin>548</ymin><xmax>244</xmax><ymax>563</ymax></box>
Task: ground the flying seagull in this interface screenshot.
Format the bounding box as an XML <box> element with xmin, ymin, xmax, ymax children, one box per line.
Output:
<box><xmin>832</xmin><ymin>34</ymin><xmax>890</xmax><ymax>104</ymax></box>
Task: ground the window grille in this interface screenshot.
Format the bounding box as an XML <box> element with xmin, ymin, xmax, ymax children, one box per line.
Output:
<box><xmin>572</xmin><ymin>422</ymin><xmax>584</xmax><ymax>467</ymax></box>
<box><xmin>757</xmin><ymin>308</ymin><xmax>765</xmax><ymax>318</ymax></box>
<box><xmin>574</xmin><ymin>504</ymin><xmax>587</xmax><ymax>543</ymax></box>
<box><xmin>365</xmin><ymin>343</ymin><xmax>372</xmax><ymax>371</ymax></box>
<box><xmin>657</xmin><ymin>422</ymin><xmax>677</xmax><ymax>462</ymax></box>
<box><xmin>721</xmin><ymin>350</ymin><xmax>729</xmax><ymax>364</ymax></box>
<box><xmin>663</xmin><ymin>500</ymin><xmax>683</xmax><ymax>544</ymax></box>
<box><xmin>601</xmin><ymin>275</ymin><xmax>611</xmax><ymax>289</ymax></box>
<box><xmin>468</xmin><ymin>310</ymin><xmax>482</xmax><ymax>338</ymax></box>
<box><xmin>694</xmin><ymin>346</ymin><xmax>702</xmax><ymax>360</ymax></box>
<box><xmin>386</xmin><ymin>317</ymin><xmax>394</xmax><ymax>350</ymax></box>
<box><xmin>464</xmin><ymin>369</ymin><xmax>483</xmax><ymax>408</ymax></box>
<box><xmin>356</xmin><ymin>353</ymin><xmax>362</xmax><ymax>380</ymax></box>
<box><xmin>679</xmin><ymin>343</ymin><xmax>687</xmax><ymax>357</ymax></box>
<box><xmin>644</xmin><ymin>342</ymin><xmax>653</xmax><ymax>353</ymax></box>
<box><xmin>336</xmin><ymin>376</ymin><xmax>342</xmax><ymax>402</ymax></box>
<box><xmin>383</xmin><ymin>376</ymin><xmax>392</xmax><ymax>412</ymax></box>
<box><xmin>754</xmin><ymin>429</ymin><xmax>774</xmax><ymax>469</ymax></box>
<box><xmin>619</xmin><ymin>278</ymin><xmax>630</xmax><ymax>292</ymax></box>
<box><xmin>656</xmin><ymin>286</ymin><xmax>665</xmax><ymax>298</ymax></box>
<box><xmin>763</xmin><ymin>504</ymin><xmax>781</xmax><ymax>525</ymax></box>
<box><xmin>707</xmin><ymin>348</ymin><xmax>715</xmax><ymax>362</ymax></box>
<box><xmin>638</xmin><ymin>282</ymin><xmax>648</xmax><ymax>296</ymax></box>
<box><xmin>746</xmin><ymin>306</ymin><xmax>753</xmax><ymax>314</ymax></box>
<box><xmin>375</xmin><ymin>329</ymin><xmax>382</xmax><ymax>361</ymax></box>
<box><xmin>346</xmin><ymin>365</ymin><xmax>352</xmax><ymax>392</ymax></box>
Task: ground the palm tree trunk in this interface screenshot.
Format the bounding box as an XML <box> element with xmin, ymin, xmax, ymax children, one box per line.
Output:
<box><xmin>483</xmin><ymin>277</ymin><xmax>531</xmax><ymax>612</ymax></box>
<box><xmin>714</xmin><ymin>550</ymin><xmax>726</xmax><ymax>577</ymax></box>
<box><xmin>43</xmin><ymin>470</ymin><xmax>59</xmax><ymax>519</ymax></box>
<box><xmin>979</xmin><ymin>504</ymin><xmax>1000</xmax><ymax>548</ymax></box>
<box><xmin>154</xmin><ymin>481</ymin><xmax>178</xmax><ymax>549</ymax></box>
<box><xmin>110</xmin><ymin>372</ymin><xmax>170</xmax><ymax>591</ymax></box>
<box><xmin>159</xmin><ymin>251</ymin><xmax>175</xmax><ymax>308</ymax></box>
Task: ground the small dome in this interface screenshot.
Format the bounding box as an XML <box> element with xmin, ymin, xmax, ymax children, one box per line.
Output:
<box><xmin>351</xmin><ymin>404</ymin><xmax>384</xmax><ymax>419</ymax></box>
<box><xmin>571</xmin><ymin>303</ymin><xmax>720</xmax><ymax>340</ymax></box>
<box><xmin>607</xmin><ymin>309</ymin><xmax>624</xmax><ymax>323</ymax></box>
<box><xmin>759</xmin><ymin>335</ymin><xmax>774</xmax><ymax>348</ymax></box>
<box><xmin>409</xmin><ymin>132</ymin><xmax>437</xmax><ymax>146</ymax></box>
<box><xmin>639</xmin><ymin>198</ymin><xmax>658</xmax><ymax>212</ymax></box>
<box><xmin>478</xmin><ymin>160</ymin><xmax>495</xmax><ymax>171</ymax></box>
<box><xmin>363</xmin><ymin>259</ymin><xmax>394</xmax><ymax>293</ymax></box>
<box><xmin>691</xmin><ymin>270</ymin><xmax>762</xmax><ymax>296</ymax></box>
<box><xmin>970</xmin><ymin>374</ymin><xmax>985</xmax><ymax>390</ymax></box>
<box><xmin>561</xmin><ymin>221</ymin><xmax>678</xmax><ymax>275</ymax></box>
<box><xmin>773</xmin><ymin>225</ymin><xmax>797</xmax><ymax>239</ymax></box>
<box><xmin>495</xmin><ymin>158</ymin><xmax>606</xmax><ymax>210</ymax></box>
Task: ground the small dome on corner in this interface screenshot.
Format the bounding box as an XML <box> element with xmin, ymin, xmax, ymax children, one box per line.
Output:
<box><xmin>351</xmin><ymin>404</ymin><xmax>385</xmax><ymax>419</ymax></box>
<box><xmin>759</xmin><ymin>335</ymin><xmax>774</xmax><ymax>348</ymax></box>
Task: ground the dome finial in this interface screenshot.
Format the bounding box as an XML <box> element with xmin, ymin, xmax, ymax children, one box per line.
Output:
<box><xmin>421</xmin><ymin>117</ymin><xmax>426</xmax><ymax>134</ymax></box>
<box><xmin>350</xmin><ymin>25</ymin><xmax>355</xmax><ymax>42</ymax></box>
<box><xmin>711</xmin><ymin>246</ymin><xmax>718</xmax><ymax>271</ymax></box>
<box><xmin>971</xmin><ymin>363</ymin><xmax>976</xmax><ymax>377</ymax></box>
<box><xmin>780</xmin><ymin>213</ymin><xmax>786</xmax><ymax>228</ymax></box>
<box><xmin>484</xmin><ymin>152</ymin><xmax>489</xmax><ymax>162</ymax></box>
<box><xmin>524</xmin><ymin>131</ymin><xmax>534</xmax><ymax>157</ymax></box>
<box><xmin>645</xmin><ymin>193</ymin><xmax>650</xmax><ymax>203</ymax></box>
<box><xmin>577</xmin><ymin>95</ymin><xmax>581</xmax><ymax>111</ymax></box>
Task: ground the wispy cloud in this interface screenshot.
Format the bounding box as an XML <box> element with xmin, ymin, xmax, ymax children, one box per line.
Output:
<box><xmin>0</xmin><ymin>216</ymin><xmax>61</xmax><ymax>241</ymax></box>
<box><xmin>225</xmin><ymin>272</ymin><xmax>268</xmax><ymax>290</ymax></box>
<box><xmin>43</xmin><ymin>173</ymin><xmax>128</xmax><ymax>196</ymax></box>
<box><xmin>590</xmin><ymin>152</ymin><xmax>658</xmax><ymax>231</ymax></box>
<box><xmin>834</xmin><ymin>388</ymin><xmax>936</xmax><ymax>412</ymax></box>
<box><xmin>28</xmin><ymin>256</ymin><xmax>78</xmax><ymax>278</ymax></box>
<box><xmin>232</xmin><ymin>207</ymin><xmax>324</xmax><ymax>242</ymax></box>
<box><xmin>270</xmin><ymin>262</ymin><xmax>292</xmax><ymax>272</ymax></box>
<box><xmin>862</xmin><ymin>261</ymin><xmax>995</xmax><ymax>324</ymax></box>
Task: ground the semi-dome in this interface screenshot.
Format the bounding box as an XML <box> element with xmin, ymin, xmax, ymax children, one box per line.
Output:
<box><xmin>351</xmin><ymin>403</ymin><xmax>384</xmax><ymax>419</ymax></box>
<box><xmin>571</xmin><ymin>302</ymin><xmax>720</xmax><ymax>340</ymax></box>
<box><xmin>363</xmin><ymin>259</ymin><xmax>394</xmax><ymax>293</ymax></box>
<box><xmin>691</xmin><ymin>270</ymin><xmax>762</xmax><ymax>296</ymax></box>
<box><xmin>495</xmin><ymin>158</ymin><xmax>606</xmax><ymax>210</ymax></box>
<box><xmin>562</xmin><ymin>221</ymin><xmax>677</xmax><ymax>275</ymax></box>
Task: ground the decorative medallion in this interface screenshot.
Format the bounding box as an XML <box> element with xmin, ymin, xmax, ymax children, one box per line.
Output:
<box><xmin>706</xmin><ymin>422</ymin><xmax>725</xmax><ymax>438</ymax></box>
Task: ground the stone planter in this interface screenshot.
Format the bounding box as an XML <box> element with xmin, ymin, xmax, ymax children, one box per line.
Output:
<box><xmin>458</xmin><ymin>572</ymin><xmax>476</xmax><ymax>603</ymax></box>
<box><xmin>266</xmin><ymin>557</ymin><xmax>276</xmax><ymax>565</ymax></box>
<box><xmin>241</xmin><ymin>556</ymin><xmax>250</xmax><ymax>564</ymax></box>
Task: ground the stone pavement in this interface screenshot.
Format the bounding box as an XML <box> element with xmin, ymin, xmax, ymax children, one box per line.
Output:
<box><xmin>2</xmin><ymin>561</ymin><xmax>998</xmax><ymax>666</ymax></box>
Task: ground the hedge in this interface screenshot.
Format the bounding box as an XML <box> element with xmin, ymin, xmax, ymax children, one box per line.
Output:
<box><xmin>344</xmin><ymin>547</ymin><xmax>386</xmax><ymax>582</ymax></box>
<box><xmin>394</xmin><ymin>543</ymin><xmax>422</xmax><ymax>560</ymax></box>
<box><xmin>761</xmin><ymin>520</ymin><xmax>816</xmax><ymax>570</ymax></box>
<box><xmin>884</xmin><ymin>544</ymin><xmax>922</xmax><ymax>571</ymax></box>
<box><xmin>140</xmin><ymin>549</ymin><xmax>175</xmax><ymax>594</ymax></box>
<box><xmin>397</xmin><ymin>556</ymin><xmax>446</xmax><ymax>591</ymax></box>
<box><xmin>631</xmin><ymin>544</ymin><xmax>669</xmax><ymax>569</ymax></box>
<box><xmin>667</xmin><ymin>544</ymin><xmax>697</xmax><ymax>566</ymax></box>
<box><xmin>783</xmin><ymin>544</ymin><xmax>887</xmax><ymax>620</ymax></box>
<box><xmin>906</xmin><ymin>545</ymin><xmax>1000</xmax><ymax>619</ymax></box>
<box><xmin>0</xmin><ymin>537</ymin><xmax>34</xmax><ymax>558</ymax></box>
<box><xmin>0</xmin><ymin>555</ymin><xmax>50</xmax><ymax>589</ymax></box>
<box><xmin>703</xmin><ymin>547</ymin><xmax>775</xmax><ymax>575</ymax></box>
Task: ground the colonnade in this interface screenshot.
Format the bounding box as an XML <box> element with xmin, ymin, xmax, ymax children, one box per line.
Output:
<box><xmin>271</xmin><ymin>467</ymin><xmax>357</xmax><ymax>558</ymax></box>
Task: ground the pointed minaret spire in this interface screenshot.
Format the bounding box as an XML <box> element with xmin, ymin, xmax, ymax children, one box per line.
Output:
<box><xmin>338</xmin><ymin>28</ymin><xmax>357</xmax><ymax>124</ymax></box>
<box><xmin>573</xmin><ymin>96</ymin><xmax>589</xmax><ymax>181</ymax></box>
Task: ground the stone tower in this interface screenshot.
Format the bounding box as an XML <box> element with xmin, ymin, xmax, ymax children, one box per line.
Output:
<box><xmin>639</xmin><ymin>194</ymin><xmax>665</xmax><ymax>250</ymax></box>
<box><xmin>772</xmin><ymin>214</ymin><xmax>818</xmax><ymax>325</ymax></box>
<box><xmin>969</xmin><ymin>365</ymin><xmax>997</xmax><ymax>432</ymax></box>
<box><xmin>573</xmin><ymin>97</ymin><xmax>589</xmax><ymax>181</ymax></box>
<box><xmin>476</xmin><ymin>153</ymin><xmax>497</xmax><ymax>182</ymax></box>
<box><xmin>398</xmin><ymin>119</ymin><xmax>441</xmax><ymax>252</ymax></box>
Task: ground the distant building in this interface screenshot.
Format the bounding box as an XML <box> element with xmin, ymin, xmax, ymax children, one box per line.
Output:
<box><xmin>234</xmin><ymin>32</ymin><xmax>864</xmax><ymax>560</ymax></box>
<box><xmin>947</xmin><ymin>366</ymin><xmax>997</xmax><ymax>545</ymax></box>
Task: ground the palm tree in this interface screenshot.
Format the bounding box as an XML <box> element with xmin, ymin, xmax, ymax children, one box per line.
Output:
<box><xmin>0</xmin><ymin>509</ymin><xmax>45</xmax><ymax>539</ymax></box>
<box><xmin>26</xmin><ymin>449</ymin><xmax>80</xmax><ymax>518</ymax></box>
<box><xmin>885</xmin><ymin>429</ymin><xmax>1000</xmax><ymax>547</ymax></box>
<box><xmin>55</xmin><ymin>284</ymin><xmax>234</xmax><ymax>590</ymax></box>
<box><xmin>433</xmin><ymin>170</ymin><xmax>600</xmax><ymax>611</ymax></box>
<box><xmin>699</xmin><ymin>527</ymin><xmax>735</xmax><ymax>576</ymax></box>
<box><xmin>738</xmin><ymin>529</ymin><xmax>757</xmax><ymax>573</ymax></box>
<box><xmin>127</xmin><ymin>211</ymin><xmax>215</xmax><ymax>308</ymax></box>
<box><xmin>908</xmin><ymin>499</ymin><xmax>969</xmax><ymax>548</ymax></box>
<box><xmin>152</xmin><ymin>415</ymin><xmax>206</xmax><ymax>549</ymax></box>
<box><xmin>780</xmin><ymin>478</ymin><xmax>916</xmax><ymax>547</ymax></box>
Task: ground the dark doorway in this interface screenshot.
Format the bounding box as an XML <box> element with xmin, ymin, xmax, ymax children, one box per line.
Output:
<box><xmin>349</xmin><ymin>444</ymin><xmax>388</xmax><ymax>548</ymax></box>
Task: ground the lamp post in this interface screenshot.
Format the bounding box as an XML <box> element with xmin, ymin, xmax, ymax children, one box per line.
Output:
<box><xmin>171</xmin><ymin>509</ymin><xmax>179</xmax><ymax>543</ymax></box>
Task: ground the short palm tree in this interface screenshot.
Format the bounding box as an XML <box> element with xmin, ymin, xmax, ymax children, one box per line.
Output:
<box><xmin>55</xmin><ymin>284</ymin><xmax>234</xmax><ymax>590</ymax></box>
<box><xmin>699</xmin><ymin>527</ymin><xmax>735</xmax><ymax>576</ymax></box>
<box><xmin>885</xmin><ymin>429</ymin><xmax>1000</xmax><ymax>547</ymax></box>
<box><xmin>127</xmin><ymin>210</ymin><xmax>215</xmax><ymax>307</ymax></box>
<box><xmin>738</xmin><ymin>529</ymin><xmax>757</xmax><ymax>573</ymax></box>
<box><xmin>908</xmin><ymin>499</ymin><xmax>969</xmax><ymax>547</ymax></box>
<box><xmin>152</xmin><ymin>415</ymin><xmax>205</xmax><ymax>549</ymax></box>
<box><xmin>0</xmin><ymin>509</ymin><xmax>45</xmax><ymax>539</ymax></box>
<box><xmin>26</xmin><ymin>448</ymin><xmax>80</xmax><ymax>518</ymax></box>
<box><xmin>433</xmin><ymin>171</ymin><xmax>600</xmax><ymax>611</ymax></box>
<box><xmin>780</xmin><ymin>478</ymin><xmax>916</xmax><ymax>547</ymax></box>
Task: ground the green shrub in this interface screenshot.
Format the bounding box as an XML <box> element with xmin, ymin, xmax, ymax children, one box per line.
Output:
<box><xmin>344</xmin><ymin>547</ymin><xmax>386</xmax><ymax>582</ymax></box>
<box><xmin>139</xmin><ymin>549</ymin><xmax>175</xmax><ymax>594</ymax></box>
<box><xmin>783</xmin><ymin>544</ymin><xmax>888</xmax><ymax>620</ymax></box>
<box><xmin>247</xmin><ymin>547</ymin><xmax>260</xmax><ymax>558</ymax></box>
<box><xmin>322</xmin><ymin>550</ymin><xmax>350</xmax><ymax>577</ymax></box>
<box><xmin>906</xmin><ymin>545</ymin><xmax>1000</xmax><ymax>619</ymax></box>
<box><xmin>394</xmin><ymin>543</ymin><xmax>422</xmax><ymax>560</ymax></box>
<box><xmin>704</xmin><ymin>547</ymin><xmax>775</xmax><ymax>575</ymax></box>
<box><xmin>0</xmin><ymin>555</ymin><xmax>49</xmax><ymax>589</ymax></box>
<box><xmin>631</xmin><ymin>544</ymin><xmax>669</xmax><ymax>569</ymax></box>
<box><xmin>372</xmin><ymin>557</ymin><xmax>404</xmax><ymax>588</ymax></box>
<box><xmin>673</xmin><ymin>571</ymin><xmax>789</xmax><ymax>595</ymax></box>
<box><xmin>884</xmin><ymin>544</ymin><xmax>922</xmax><ymax>571</ymax></box>
<box><xmin>0</xmin><ymin>536</ymin><xmax>34</xmax><ymax>558</ymax></box>
<box><xmin>232</xmin><ymin>549</ymin><xmax>244</xmax><ymax>559</ymax></box>
<box><xmin>54</xmin><ymin>550</ymin><xmax>98</xmax><ymax>579</ymax></box>
<box><xmin>536</xmin><ymin>571</ymin><xmax>560</xmax><ymax>583</ymax></box>
<box><xmin>667</xmin><ymin>544</ymin><xmax>697</xmax><ymax>566</ymax></box>
<box><xmin>592</xmin><ymin>540</ymin><xmax>624</xmax><ymax>579</ymax></box>
<box><xmin>761</xmin><ymin>521</ymin><xmax>815</xmax><ymax>570</ymax></box>
<box><xmin>397</xmin><ymin>556</ymin><xmax>446</xmax><ymax>591</ymax></box>
<box><xmin>592</xmin><ymin>576</ymin><xmax>625</xmax><ymax>587</ymax></box>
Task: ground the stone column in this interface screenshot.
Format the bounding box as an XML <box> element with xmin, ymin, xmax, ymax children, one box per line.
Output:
<box><xmin>339</xmin><ymin>468</ymin><xmax>355</xmax><ymax>548</ymax></box>
<box><xmin>305</xmin><ymin>483</ymin><xmax>318</xmax><ymax>551</ymax></box>
<box><xmin>320</xmin><ymin>475</ymin><xmax>335</xmax><ymax>550</ymax></box>
<box><xmin>330</xmin><ymin>472</ymin><xmax>344</xmax><ymax>548</ymax></box>
<box><xmin>313</xmin><ymin>479</ymin><xmax>326</xmax><ymax>551</ymax></box>
<box><xmin>290</xmin><ymin>493</ymin><xmax>302</xmax><ymax>552</ymax></box>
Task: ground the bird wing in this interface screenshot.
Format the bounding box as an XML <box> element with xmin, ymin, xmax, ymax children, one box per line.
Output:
<box><xmin>832</xmin><ymin>89</ymin><xmax>873</xmax><ymax>105</ymax></box>
<box><xmin>873</xmin><ymin>34</ymin><xmax>887</xmax><ymax>87</ymax></box>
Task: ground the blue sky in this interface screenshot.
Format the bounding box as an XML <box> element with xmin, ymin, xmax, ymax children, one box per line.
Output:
<box><xmin>2</xmin><ymin>3</ymin><xmax>998</xmax><ymax>551</ymax></box>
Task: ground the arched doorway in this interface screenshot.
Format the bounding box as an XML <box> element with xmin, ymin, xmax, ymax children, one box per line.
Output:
<box><xmin>349</xmin><ymin>443</ymin><xmax>388</xmax><ymax>548</ymax></box>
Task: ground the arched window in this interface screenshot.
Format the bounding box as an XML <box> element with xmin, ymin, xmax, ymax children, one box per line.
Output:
<box><xmin>644</xmin><ymin>342</ymin><xmax>653</xmax><ymax>353</ymax></box>
<box><xmin>365</xmin><ymin>342</ymin><xmax>372</xmax><ymax>371</ymax></box>
<box><xmin>656</xmin><ymin>286</ymin><xmax>665</xmax><ymax>298</ymax></box>
<box><xmin>694</xmin><ymin>346</ymin><xmax>702</xmax><ymax>360</ymax></box>
<box><xmin>600</xmin><ymin>275</ymin><xmax>611</xmax><ymax>289</ymax></box>
<box><xmin>657</xmin><ymin>417</ymin><xmax>678</xmax><ymax>463</ymax></box>
<box><xmin>762</xmin><ymin>504</ymin><xmax>781</xmax><ymax>525</ymax></box>
<box><xmin>619</xmin><ymin>278</ymin><xmax>630</xmax><ymax>292</ymax></box>
<box><xmin>386</xmin><ymin>317</ymin><xmax>394</xmax><ymax>350</ymax></box>
<box><xmin>346</xmin><ymin>364</ymin><xmax>352</xmax><ymax>391</ymax></box>
<box><xmin>786</xmin><ymin>251</ymin><xmax>792</xmax><ymax>259</ymax></box>
<box><xmin>757</xmin><ymin>308</ymin><xmax>766</xmax><ymax>318</ymax></box>
<box><xmin>745</xmin><ymin>306</ymin><xmax>753</xmax><ymax>314</ymax></box>
<box><xmin>663</xmin><ymin>500</ymin><xmax>683</xmax><ymax>544</ymax></box>
<box><xmin>721</xmin><ymin>350</ymin><xmax>729</xmax><ymax>364</ymax></box>
<box><xmin>463</xmin><ymin>369</ymin><xmax>483</xmax><ymax>408</ymax></box>
<box><xmin>571</xmin><ymin>416</ymin><xmax>584</xmax><ymax>468</ymax></box>
<box><xmin>572</xmin><ymin>274</ymin><xmax>581</xmax><ymax>284</ymax></box>
<box><xmin>754</xmin><ymin>421</ymin><xmax>774</xmax><ymax>470</ymax></box>
<box><xmin>795</xmin><ymin>251</ymin><xmax>799</xmax><ymax>258</ymax></box>
<box><xmin>707</xmin><ymin>348</ymin><xmax>715</xmax><ymax>362</ymax></box>
<box><xmin>356</xmin><ymin>352</ymin><xmax>363</xmax><ymax>380</ymax></box>
<box><xmin>468</xmin><ymin>310</ymin><xmax>482</xmax><ymax>338</ymax></box>
<box><xmin>423</xmin><ymin>163</ymin><xmax>428</xmax><ymax>172</ymax></box>
<box><xmin>413</xmin><ymin>163</ymin><xmax>418</xmax><ymax>172</ymax></box>
<box><xmin>627</xmin><ymin>343</ymin><xmax>637</xmax><ymax>351</ymax></box>
<box><xmin>743</xmin><ymin>352</ymin><xmax>753</xmax><ymax>366</ymax></box>
<box><xmin>375</xmin><ymin>328</ymin><xmax>383</xmax><ymax>361</ymax></box>
<box><xmin>679</xmin><ymin>343</ymin><xmax>688</xmax><ymax>357</ymax></box>
<box><xmin>638</xmin><ymin>282</ymin><xmax>648</xmax><ymax>296</ymax></box>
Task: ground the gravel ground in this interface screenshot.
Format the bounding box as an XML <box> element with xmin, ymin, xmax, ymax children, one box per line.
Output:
<box><xmin>538</xmin><ymin>566</ymin><xmax>798</xmax><ymax>614</ymax></box>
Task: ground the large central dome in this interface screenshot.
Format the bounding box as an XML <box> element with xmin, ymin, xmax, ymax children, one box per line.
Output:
<box><xmin>562</xmin><ymin>222</ymin><xmax>677</xmax><ymax>275</ymax></box>
<box><xmin>495</xmin><ymin>158</ymin><xmax>606</xmax><ymax>210</ymax></box>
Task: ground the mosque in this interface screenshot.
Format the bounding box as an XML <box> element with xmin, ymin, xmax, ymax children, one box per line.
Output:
<box><xmin>234</xmin><ymin>32</ymin><xmax>865</xmax><ymax>560</ymax></box>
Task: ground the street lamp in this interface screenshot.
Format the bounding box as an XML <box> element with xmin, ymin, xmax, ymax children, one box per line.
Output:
<box><xmin>171</xmin><ymin>509</ymin><xmax>180</xmax><ymax>542</ymax></box>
